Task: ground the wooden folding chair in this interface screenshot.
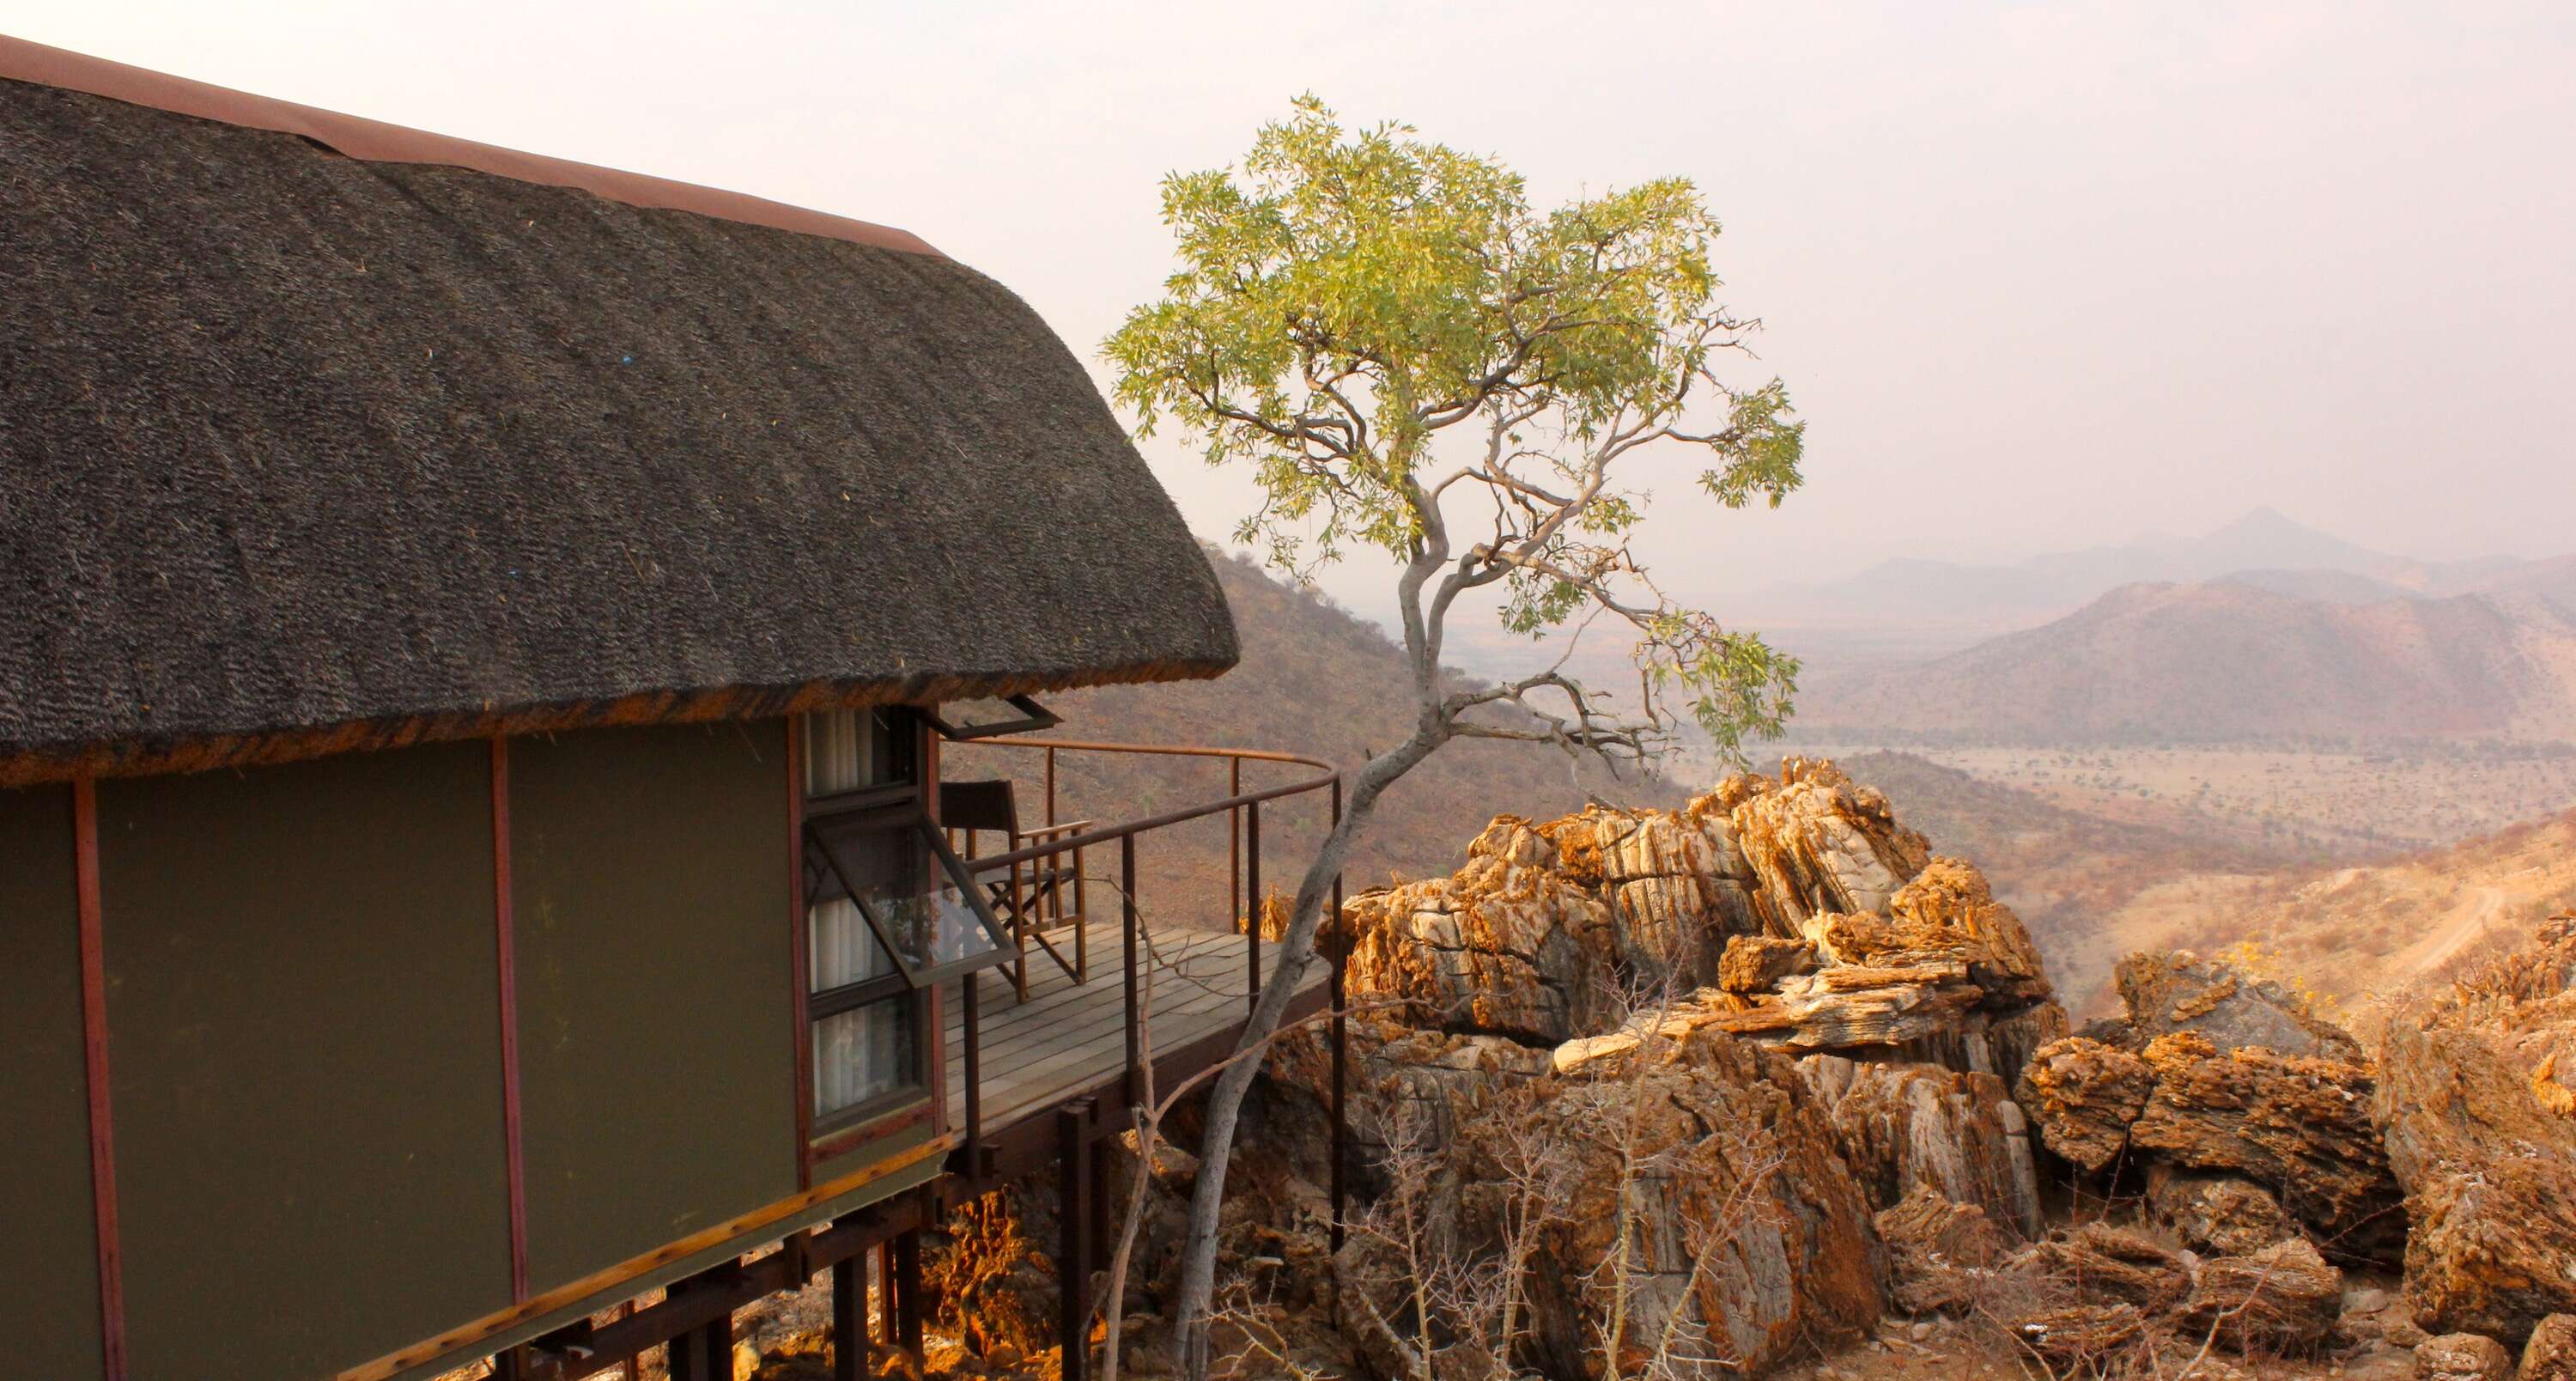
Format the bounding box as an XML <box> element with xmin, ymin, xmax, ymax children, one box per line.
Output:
<box><xmin>940</xmin><ymin>779</ymin><xmax>1091</xmax><ymax>998</ymax></box>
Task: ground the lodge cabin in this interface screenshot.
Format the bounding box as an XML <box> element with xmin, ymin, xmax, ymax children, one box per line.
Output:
<box><xmin>0</xmin><ymin>36</ymin><xmax>1343</xmax><ymax>1381</ymax></box>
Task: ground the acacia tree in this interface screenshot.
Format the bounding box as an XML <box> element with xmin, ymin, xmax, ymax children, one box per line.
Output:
<box><xmin>1103</xmin><ymin>96</ymin><xmax>1805</xmax><ymax>1377</ymax></box>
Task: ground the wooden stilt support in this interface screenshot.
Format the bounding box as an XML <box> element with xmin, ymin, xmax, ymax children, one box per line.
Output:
<box><xmin>894</xmin><ymin>1226</ymin><xmax>926</xmax><ymax>1354</ymax></box>
<box><xmin>831</xmin><ymin>1252</ymin><xmax>866</xmax><ymax>1381</ymax></box>
<box><xmin>661</xmin><ymin>1268</ymin><xmax>736</xmax><ymax>1381</ymax></box>
<box><xmin>877</xmin><ymin>1240</ymin><xmax>897</xmax><ymax>1346</ymax></box>
<box><xmin>1058</xmin><ymin>1102</ymin><xmax>1096</xmax><ymax>1381</ymax></box>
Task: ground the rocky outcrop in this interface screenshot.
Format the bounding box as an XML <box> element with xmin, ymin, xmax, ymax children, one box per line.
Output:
<box><xmin>1340</xmin><ymin>818</ymin><xmax>1613</xmax><ymax>1043</ymax></box>
<box><xmin>1716</xmin><ymin>934</ymin><xmax>1817</xmax><ymax>992</ymax></box>
<box><xmin>2015</xmin><ymin>1223</ymin><xmax>2189</xmax><ymax>1311</ymax></box>
<box><xmin>2127</xmin><ymin>1031</ymin><xmax>2404</xmax><ymax>1264</ymax></box>
<box><xmin>2114</xmin><ymin>950</ymin><xmax>2364</xmax><ymax>1064</ymax></box>
<box><xmin>1798</xmin><ymin>1056</ymin><xmax>2044</xmax><ymax>1236</ymax></box>
<box><xmin>2017</xmin><ymin>1037</ymin><xmax>2156</xmax><ymax>1172</ymax></box>
<box><xmin>2145</xmin><ymin>1165</ymin><xmax>2294</xmax><ymax>1256</ymax></box>
<box><xmin>1716</xmin><ymin>757</ymin><xmax>1929</xmax><ymax>930</ymax></box>
<box><xmin>1545</xmin><ymin>801</ymin><xmax>1759</xmax><ymax>989</ymax></box>
<box><xmin>1876</xmin><ymin>1186</ymin><xmax>2010</xmax><ymax>1316</ymax></box>
<box><xmin>2171</xmin><ymin>1237</ymin><xmax>2342</xmax><ymax>1353</ymax></box>
<box><xmin>2374</xmin><ymin>916</ymin><xmax>2576</xmax><ymax>1348</ymax></box>
<box><xmin>1334</xmin><ymin>1022</ymin><xmax>1886</xmax><ymax>1380</ymax></box>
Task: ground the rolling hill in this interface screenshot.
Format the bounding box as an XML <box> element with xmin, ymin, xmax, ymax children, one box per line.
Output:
<box><xmin>1798</xmin><ymin>578</ymin><xmax>2576</xmax><ymax>745</ymax></box>
<box><xmin>1744</xmin><ymin>507</ymin><xmax>2526</xmax><ymax>636</ymax></box>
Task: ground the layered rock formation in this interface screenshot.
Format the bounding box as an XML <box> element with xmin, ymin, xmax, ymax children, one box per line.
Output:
<box><xmin>2017</xmin><ymin>952</ymin><xmax>2403</xmax><ymax>1265</ymax></box>
<box><xmin>2374</xmin><ymin>915</ymin><xmax>2576</xmax><ymax>1348</ymax></box>
<box><xmin>1306</xmin><ymin>759</ymin><xmax>2069</xmax><ymax>1376</ymax></box>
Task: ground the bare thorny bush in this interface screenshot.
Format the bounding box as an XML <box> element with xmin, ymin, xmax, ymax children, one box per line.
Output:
<box><xmin>1327</xmin><ymin>976</ymin><xmax>1789</xmax><ymax>1381</ymax></box>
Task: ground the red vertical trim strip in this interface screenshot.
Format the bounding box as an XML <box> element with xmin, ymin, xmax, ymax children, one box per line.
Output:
<box><xmin>787</xmin><ymin>715</ymin><xmax>812</xmax><ymax>1187</ymax></box>
<box><xmin>491</xmin><ymin>739</ymin><xmax>530</xmax><ymax>1303</ymax></box>
<box><xmin>73</xmin><ymin>777</ymin><xmax>128</xmax><ymax>1381</ymax></box>
<box><xmin>919</xmin><ymin>715</ymin><xmax>947</xmax><ymax>1136</ymax></box>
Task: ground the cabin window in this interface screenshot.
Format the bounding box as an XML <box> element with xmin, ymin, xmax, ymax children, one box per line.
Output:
<box><xmin>799</xmin><ymin>706</ymin><xmax>1012</xmax><ymax>1131</ymax></box>
<box><xmin>805</xmin><ymin>707</ymin><xmax>922</xmax><ymax>1126</ymax></box>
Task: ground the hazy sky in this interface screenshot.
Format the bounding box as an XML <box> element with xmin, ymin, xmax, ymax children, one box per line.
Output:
<box><xmin>12</xmin><ymin>1</ymin><xmax>2573</xmax><ymax>619</ymax></box>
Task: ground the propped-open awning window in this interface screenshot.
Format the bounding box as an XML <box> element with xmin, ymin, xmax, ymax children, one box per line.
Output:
<box><xmin>922</xmin><ymin>694</ymin><xmax>1059</xmax><ymax>741</ymax></box>
<box><xmin>805</xmin><ymin>804</ymin><xmax>1013</xmax><ymax>987</ymax></box>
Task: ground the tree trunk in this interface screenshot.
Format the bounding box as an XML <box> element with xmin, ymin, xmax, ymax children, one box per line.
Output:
<box><xmin>1167</xmin><ymin>733</ymin><xmax>1433</xmax><ymax>1378</ymax></box>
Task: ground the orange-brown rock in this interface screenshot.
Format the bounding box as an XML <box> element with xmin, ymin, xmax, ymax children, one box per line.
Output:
<box><xmin>1543</xmin><ymin>800</ymin><xmax>1759</xmax><ymax>988</ymax></box>
<box><xmin>2010</xmin><ymin>1303</ymin><xmax>2147</xmax><ymax>1366</ymax></box>
<box><xmin>1876</xmin><ymin>1185</ymin><xmax>2012</xmax><ymax>1316</ymax></box>
<box><xmin>2115</xmin><ymin>950</ymin><xmax>2363</xmax><ymax>1063</ymax></box>
<box><xmin>2014</xmin><ymin>1222</ymin><xmax>2189</xmax><ymax>1311</ymax></box>
<box><xmin>1474</xmin><ymin>1025</ymin><xmax>1887</xmax><ymax>1378</ymax></box>
<box><xmin>2172</xmin><ymin>1237</ymin><xmax>2342</xmax><ymax>1353</ymax></box>
<box><xmin>2374</xmin><ymin>917</ymin><xmax>2576</xmax><ymax>1348</ymax></box>
<box><xmin>920</xmin><ymin>1189</ymin><xmax>1058</xmax><ymax>1359</ymax></box>
<box><xmin>1713</xmin><ymin>757</ymin><xmax>1930</xmax><ymax>933</ymax></box>
<box><xmin>1882</xmin><ymin>856</ymin><xmax>2055</xmax><ymax>1008</ymax></box>
<box><xmin>2128</xmin><ymin>1039</ymin><xmax>2403</xmax><ymax>1264</ymax></box>
<box><xmin>1340</xmin><ymin>817</ymin><xmax>1613</xmax><ymax>1043</ymax></box>
<box><xmin>2519</xmin><ymin>1314</ymin><xmax>2576</xmax><ymax>1380</ymax></box>
<box><xmin>1717</xmin><ymin>934</ymin><xmax>1818</xmax><ymax>992</ymax></box>
<box><xmin>2017</xmin><ymin>1036</ymin><xmax>2156</xmax><ymax>1172</ymax></box>
<box><xmin>1801</xmin><ymin>1056</ymin><xmax>2043</xmax><ymax>1235</ymax></box>
<box><xmin>2145</xmin><ymin>1165</ymin><xmax>2294</xmax><ymax>1256</ymax></box>
<box><xmin>2418</xmin><ymin>1332</ymin><xmax>2517</xmax><ymax>1381</ymax></box>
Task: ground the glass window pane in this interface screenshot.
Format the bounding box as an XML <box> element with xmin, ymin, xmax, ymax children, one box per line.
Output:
<box><xmin>810</xmin><ymin>895</ymin><xmax>896</xmax><ymax>992</ymax></box>
<box><xmin>812</xmin><ymin>997</ymin><xmax>914</xmax><ymax>1117</ymax></box>
<box><xmin>810</xmin><ymin>811</ymin><xmax>1010</xmax><ymax>984</ymax></box>
<box><xmin>859</xmin><ymin>826</ymin><xmax>1002</xmax><ymax>975</ymax></box>
<box><xmin>804</xmin><ymin>708</ymin><xmax>914</xmax><ymax>794</ymax></box>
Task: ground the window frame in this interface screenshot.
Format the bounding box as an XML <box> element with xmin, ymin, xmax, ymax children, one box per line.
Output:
<box><xmin>804</xmin><ymin>803</ymin><xmax>1017</xmax><ymax>989</ymax></box>
<box><xmin>920</xmin><ymin>693</ymin><xmax>1060</xmax><ymax>742</ymax></box>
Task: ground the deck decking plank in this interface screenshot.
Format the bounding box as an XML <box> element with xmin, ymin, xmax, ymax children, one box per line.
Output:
<box><xmin>939</xmin><ymin>927</ymin><xmax>1307</xmax><ymax>1132</ymax></box>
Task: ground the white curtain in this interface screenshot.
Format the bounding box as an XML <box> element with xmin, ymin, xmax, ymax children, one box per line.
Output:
<box><xmin>806</xmin><ymin>708</ymin><xmax>907</xmax><ymax>1116</ymax></box>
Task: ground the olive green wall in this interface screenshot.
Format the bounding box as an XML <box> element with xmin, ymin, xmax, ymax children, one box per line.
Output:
<box><xmin>0</xmin><ymin>784</ymin><xmax>106</xmax><ymax>1379</ymax></box>
<box><xmin>509</xmin><ymin>721</ymin><xmax>798</xmax><ymax>1292</ymax></box>
<box><xmin>98</xmin><ymin>743</ymin><xmax>510</xmax><ymax>1381</ymax></box>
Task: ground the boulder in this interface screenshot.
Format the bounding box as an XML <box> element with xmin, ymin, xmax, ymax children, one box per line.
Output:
<box><xmin>1255</xmin><ymin>1012</ymin><xmax>1548</xmax><ymax>1191</ymax></box>
<box><xmin>1876</xmin><ymin>1186</ymin><xmax>2011</xmax><ymax>1317</ymax></box>
<box><xmin>1340</xmin><ymin>817</ymin><xmax>1613</xmax><ymax>1043</ymax></box>
<box><xmin>2014</xmin><ymin>1222</ymin><xmax>2189</xmax><ymax>1311</ymax></box>
<box><xmin>1712</xmin><ymin>757</ymin><xmax>1929</xmax><ymax>931</ymax></box>
<box><xmin>1717</xmin><ymin>934</ymin><xmax>1818</xmax><ymax>993</ymax></box>
<box><xmin>1882</xmin><ymin>856</ymin><xmax>2056</xmax><ymax>1009</ymax></box>
<box><xmin>2146</xmin><ymin>1165</ymin><xmax>2294</xmax><ymax>1256</ymax></box>
<box><xmin>2128</xmin><ymin>1032</ymin><xmax>2405</xmax><ymax>1264</ymax></box>
<box><xmin>1462</xmin><ymin>1025</ymin><xmax>1887</xmax><ymax>1378</ymax></box>
<box><xmin>1798</xmin><ymin>1056</ymin><xmax>2043</xmax><ymax>1236</ymax></box>
<box><xmin>2114</xmin><ymin>950</ymin><xmax>2364</xmax><ymax>1063</ymax></box>
<box><xmin>1547</xmin><ymin>801</ymin><xmax>1759</xmax><ymax>989</ymax></box>
<box><xmin>2173</xmin><ymin>1237</ymin><xmax>2343</xmax><ymax>1354</ymax></box>
<box><xmin>2519</xmin><ymin>1314</ymin><xmax>2576</xmax><ymax>1380</ymax></box>
<box><xmin>2418</xmin><ymin>1333</ymin><xmax>2517</xmax><ymax>1381</ymax></box>
<box><xmin>2011</xmin><ymin>1303</ymin><xmax>2146</xmax><ymax>1367</ymax></box>
<box><xmin>2376</xmin><ymin>994</ymin><xmax>2576</xmax><ymax>1341</ymax></box>
<box><xmin>920</xmin><ymin>1188</ymin><xmax>1058</xmax><ymax>1360</ymax></box>
<box><xmin>2017</xmin><ymin>1037</ymin><xmax>2156</xmax><ymax>1172</ymax></box>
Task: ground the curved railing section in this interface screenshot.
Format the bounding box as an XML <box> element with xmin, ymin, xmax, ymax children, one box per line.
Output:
<box><xmin>934</xmin><ymin>735</ymin><xmax>1347</xmax><ymax>1199</ymax></box>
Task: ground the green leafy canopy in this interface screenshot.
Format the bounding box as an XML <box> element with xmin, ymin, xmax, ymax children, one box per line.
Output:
<box><xmin>1104</xmin><ymin>95</ymin><xmax>1806</xmax><ymax>763</ymax></box>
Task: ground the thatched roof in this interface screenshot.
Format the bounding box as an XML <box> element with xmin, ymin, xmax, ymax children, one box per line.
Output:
<box><xmin>0</xmin><ymin>37</ymin><xmax>1236</xmax><ymax>787</ymax></box>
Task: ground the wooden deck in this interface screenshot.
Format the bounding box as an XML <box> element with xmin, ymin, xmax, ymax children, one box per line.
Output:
<box><xmin>943</xmin><ymin>925</ymin><xmax>1321</xmax><ymax>1139</ymax></box>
